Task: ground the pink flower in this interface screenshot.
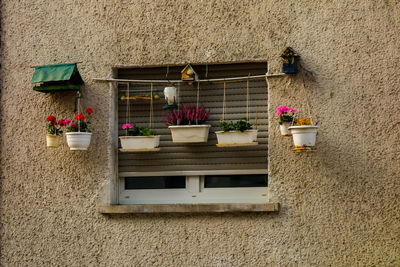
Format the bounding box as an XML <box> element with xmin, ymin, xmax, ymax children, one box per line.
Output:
<box><xmin>277</xmin><ymin>106</ymin><xmax>296</xmax><ymax>116</ymax></box>
<box><xmin>64</xmin><ymin>119</ymin><xmax>71</xmax><ymax>124</ymax></box>
<box><xmin>122</xmin><ymin>123</ymin><xmax>133</xmax><ymax>130</ymax></box>
<box><xmin>70</xmin><ymin>122</ymin><xmax>75</xmax><ymax>127</ymax></box>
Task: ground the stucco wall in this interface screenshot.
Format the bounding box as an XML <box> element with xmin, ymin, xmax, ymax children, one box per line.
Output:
<box><xmin>1</xmin><ymin>0</ymin><xmax>399</xmax><ymax>266</ymax></box>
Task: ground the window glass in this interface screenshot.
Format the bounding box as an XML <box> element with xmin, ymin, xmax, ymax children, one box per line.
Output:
<box><xmin>125</xmin><ymin>176</ymin><xmax>185</xmax><ymax>190</ymax></box>
<box><xmin>204</xmin><ymin>174</ymin><xmax>267</xmax><ymax>188</ymax></box>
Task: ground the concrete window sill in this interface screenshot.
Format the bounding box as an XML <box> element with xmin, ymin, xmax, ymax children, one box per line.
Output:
<box><xmin>98</xmin><ymin>203</ymin><xmax>280</xmax><ymax>214</ymax></box>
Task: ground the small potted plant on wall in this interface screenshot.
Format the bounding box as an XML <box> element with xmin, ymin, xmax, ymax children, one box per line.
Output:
<box><xmin>65</xmin><ymin>108</ymin><xmax>93</xmax><ymax>150</ymax></box>
<box><xmin>45</xmin><ymin>115</ymin><xmax>65</xmax><ymax>148</ymax></box>
<box><xmin>119</xmin><ymin>123</ymin><xmax>160</xmax><ymax>151</ymax></box>
<box><xmin>166</xmin><ymin>104</ymin><xmax>211</xmax><ymax>143</ymax></box>
<box><xmin>288</xmin><ymin>118</ymin><xmax>319</xmax><ymax>152</ymax></box>
<box><xmin>215</xmin><ymin>119</ymin><xmax>257</xmax><ymax>146</ymax></box>
<box><xmin>276</xmin><ymin>106</ymin><xmax>296</xmax><ymax>136</ymax></box>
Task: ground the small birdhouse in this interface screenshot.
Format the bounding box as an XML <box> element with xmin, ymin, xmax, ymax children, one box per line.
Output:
<box><xmin>181</xmin><ymin>64</ymin><xmax>198</xmax><ymax>82</ymax></box>
<box><xmin>280</xmin><ymin>47</ymin><xmax>300</xmax><ymax>74</ymax></box>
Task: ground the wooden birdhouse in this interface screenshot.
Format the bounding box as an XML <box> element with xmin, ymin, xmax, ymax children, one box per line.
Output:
<box><xmin>181</xmin><ymin>64</ymin><xmax>198</xmax><ymax>82</ymax></box>
<box><xmin>280</xmin><ymin>47</ymin><xmax>300</xmax><ymax>74</ymax></box>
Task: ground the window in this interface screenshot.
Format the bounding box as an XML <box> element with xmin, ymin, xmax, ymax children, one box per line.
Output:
<box><xmin>116</xmin><ymin>62</ymin><xmax>268</xmax><ymax>205</ymax></box>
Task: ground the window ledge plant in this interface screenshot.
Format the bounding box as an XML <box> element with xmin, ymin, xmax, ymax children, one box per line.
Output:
<box><xmin>166</xmin><ymin>104</ymin><xmax>211</xmax><ymax>143</ymax></box>
<box><xmin>119</xmin><ymin>123</ymin><xmax>160</xmax><ymax>151</ymax></box>
<box><xmin>65</xmin><ymin>108</ymin><xmax>93</xmax><ymax>151</ymax></box>
<box><xmin>215</xmin><ymin>119</ymin><xmax>258</xmax><ymax>146</ymax></box>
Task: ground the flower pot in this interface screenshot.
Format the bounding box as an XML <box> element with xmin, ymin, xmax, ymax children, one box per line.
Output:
<box><xmin>119</xmin><ymin>135</ymin><xmax>160</xmax><ymax>151</ymax></box>
<box><xmin>279</xmin><ymin>122</ymin><xmax>292</xmax><ymax>136</ymax></box>
<box><xmin>46</xmin><ymin>134</ymin><xmax>61</xmax><ymax>148</ymax></box>
<box><xmin>288</xmin><ymin>126</ymin><xmax>318</xmax><ymax>149</ymax></box>
<box><xmin>66</xmin><ymin>132</ymin><xmax>92</xmax><ymax>150</ymax></box>
<box><xmin>168</xmin><ymin>125</ymin><xmax>211</xmax><ymax>143</ymax></box>
<box><xmin>215</xmin><ymin>130</ymin><xmax>258</xmax><ymax>146</ymax></box>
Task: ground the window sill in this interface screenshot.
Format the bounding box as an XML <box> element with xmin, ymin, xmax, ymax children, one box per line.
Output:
<box><xmin>98</xmin><ymin>203</ymin><xmax>280</xmax><ymax>214</ymax></box>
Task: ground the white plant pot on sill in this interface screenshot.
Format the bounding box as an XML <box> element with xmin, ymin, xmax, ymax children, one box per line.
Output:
<box><xmin>279</xmin><ymin>122</ymin><xmax>292</xmax><ymax>136</ymax></box>
<box><xmin>215</xmin><ymin>130</ymin><xmax>258</xmax><ymax>146</ymax></box>
<box><xmin>119</xmin><ymin>135</ymin><xmax>160</xmax><ymax>152</ymax></box>
<box><xmin>168</xmin><ymin>125</ymin><xmax>211</xmax><ymax>143</ymax></box>
<box><xmin>66</xmin><ymin>132</ymin><xmax>92</xmax><ymax>151</ymax></box>
<box><xmin>288</xmin><ymin>126</ymin><xmax>318</xmax><ymax>149</ymax></box>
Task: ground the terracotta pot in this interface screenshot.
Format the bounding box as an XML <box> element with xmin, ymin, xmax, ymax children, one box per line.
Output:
<box><xmin>66</xmin><ymin>132</ymin><xmax>92</xmax><ymax>150</ymax></box>
<box><xmin>168</xmin><ymin>125</ymin><xmax>211</xmax><ymax>143</ymax></box>
<box><xmin>46</xmin><ymin>134</ymin><xmax>61</xmax><ymax>148</ymax></box>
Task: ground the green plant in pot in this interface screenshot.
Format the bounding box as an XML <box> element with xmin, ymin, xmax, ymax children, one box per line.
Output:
<box><xmin>215</xmin><ymin>119</ymin><xmax>258</xmax><ymax>146</ymax></box>
<box><xmin>119</xmin><ymin>123</ymin><xmax>160</xmax><ymax>151</ymax></box>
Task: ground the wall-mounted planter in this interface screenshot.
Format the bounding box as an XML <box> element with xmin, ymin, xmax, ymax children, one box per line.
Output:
<box><xmin>215</xmin><ymin>130</ymin><xmax>258</xmax><ymax>147</ymax></box>
<box><xmin>168</xmin><ymin>125</ymin><xmax>211</xmax><ymax>143</ymax></box>
<box><xmin>46</xmin><ymin>134</ymin><xmax>61</xmax><ymax>148</ymax></box>
<box><xmin>279</xmin><ymin>122</ymin><xmax>292</xmax><ymax>136</ymax></box>
<box><xmin>66</xmin><ymin>132</ymin><xmax>92</xmax><ymax>150</ymax></box>
<box><xmin>288</xmin><ymin>126</ymin><xmax>318</xmax><ymax>152</ymax></box>
<box><xmin>119</xmin><ymin>136</ymin><xmax>160</xmax><ymax>152</ymax></box>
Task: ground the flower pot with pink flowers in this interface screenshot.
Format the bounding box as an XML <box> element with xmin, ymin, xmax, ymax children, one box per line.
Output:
<box><xmin>276</xmin><ymin>106</ymin><xmax>296</xmax><ymax>136</ymax></box>
<box><xmin>119</xmin><ymin>123</ymin><xmax>160</xmax><ymax>152</ymax></box>
<box><xmin>45</xmin><ymin>115</ymin><xmax>66</xmax><ymax>148</ymax></box>
<box><xmin>65</xmin><ymin>108</ymin><xmax>93</xmax><ymax>151</ymax></box>
<box><xmin>166</xmin><ymin>105</ymin><xmax>211</xmax><ymax>143</ymax></box>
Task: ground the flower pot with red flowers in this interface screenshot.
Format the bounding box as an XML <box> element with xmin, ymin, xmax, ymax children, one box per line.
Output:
<box><xmin>45</xmin><ymin>116</ymin><xmax>66</xmax><ymax>148</ymax></box>
<box><xmin>119</xmin><ymin>123</ymin><xmax>160</xmax><ymax>152</ymax></box>
<box><xmin>276</xmin><ymin>106</ymin><xmax>296</xmax><ymax>136</ymax></box>
<box><xmin>65</xmin><ymin>108</ymin><xmax>93</xmax><ymax>151</ymax></box>
<box><xmin>166</xmin><ymin>105</ymin><xmax>211</xmax><ymax>143</ymax></box>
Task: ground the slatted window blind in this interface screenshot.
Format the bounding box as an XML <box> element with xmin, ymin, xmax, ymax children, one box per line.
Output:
<box><xmin>117</xmin><ymin>63</ymin><xmax>268</xmax><ymax>175</ymax></box>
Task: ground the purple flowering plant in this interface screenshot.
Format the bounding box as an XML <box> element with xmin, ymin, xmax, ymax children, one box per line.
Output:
<box><xmin>166</xmin><ymin>104</ymin><xmax>210</xmax><ymax>126</ymax></box>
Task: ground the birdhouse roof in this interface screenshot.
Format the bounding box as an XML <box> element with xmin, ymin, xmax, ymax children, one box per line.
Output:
<box><xmin>181</xmin><ymin>64</ymin><xmax>198</xmax><ymax>74</ymax></box>
<box><xmin>280</xmin><ymin>47</ymin><xmax>299</xmax><ymax>58</ymax></box>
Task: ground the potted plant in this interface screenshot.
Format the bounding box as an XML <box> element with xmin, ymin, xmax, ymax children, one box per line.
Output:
<box><xmin>119</xmin><ymin>123</ymin><xmax>160</xmax><ymax>151</ymax></box>
<box><xmin>65</xmin><ymin>108</ymin><xmax>93</xmax><ymax>150</ymax></box>
<box><xmin>45</xmin><ymin>115</ymin><xmax>65</xmax><ymax>148</ymax></box>
<box><xmin>288</xmin><ymin>118</ymin><xmax>319</xmax><ymax>152</ymax></box>
<box><xmin>276</xmin><ymin>105</ymin><xmax>296</xmax><ymax>136</ymax></box>
<box><xmin>166</xmin><ymin>104</ymin><xmax>211</xmax><ymax>143</ymax></box>
<box><xmin>215</xmin><ymin>119</ymin><xmax>258</xmax><ymax>146</ymax></box>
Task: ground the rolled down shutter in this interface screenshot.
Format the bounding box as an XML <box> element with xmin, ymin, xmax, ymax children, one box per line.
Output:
<box><xmin>117</xmin><ymin>63</ymin><xmax>268</xmax><ymax>175</ymax></box>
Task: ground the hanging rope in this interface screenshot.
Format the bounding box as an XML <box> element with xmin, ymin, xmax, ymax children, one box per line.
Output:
<box><xmin>126</xmin><ymin>83</ymin><xmax>130</xmax><ymax>135</ymax></box>
<box><xmin>301</xmin><ymin>75</ymin><xmax>315</xmax><ymax>125</ymax></box>
<box><xmin>246</xmin><ymin>78</ymin><xmax>250</xmax><ymax>121</ymax></box>
<box><xmin>222</xmin><ymin>81</ymin><xmax>226</xmax><ymax>121</ymax></box>
<box><xmin>149</xmin><ymin>83</ymin><xmax>154</xmax><ymax>130</ymax></box>
<box><xmin>77</xmin><ymin>91</ymin><xmax>81</xmax><ymax>132</ymax></box>
<box><xmin>177</xmin><ymin>83</ymin><xmax>180</xmax><ymax>112</ymax></box>
<box><xmin>196</xmin><ymin>81</ymin><xmax>200</xmax><ymax>125</ymax></box>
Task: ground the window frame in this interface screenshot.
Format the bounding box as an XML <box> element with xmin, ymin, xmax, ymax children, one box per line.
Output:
<box><xmin>107</xmin><ymin>63</ymin><xmax>271</xmax><ymax>206</ymax></box>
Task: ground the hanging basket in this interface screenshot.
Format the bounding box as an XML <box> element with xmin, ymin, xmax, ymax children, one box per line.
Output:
<box><xmin>288</xmin><ymin>126</ymin><xmax>318</xmax><ymax>152</ymax></box>
<box><xmin>66</xmin><ymin>132</ymin><xmax>92</xmax><ymax>150</ymax></box>
<box><xmin>46</xmin><ymin>134</ymin><xmax>61</xmax><ymax>148</ymax></box>
<box><xmin>119</xmin><ymin>135</ymin><xmax>160</xmax><ymax>152</ymax></box>
<box><xmin>168</xmin><ymin>125</ymin><xmax>211</xmax><ymax>143</ymax></box>
<box><xmin>215</xmin><ymin>130</ymin><xmax>258</xmax><ymax>147</ymax></box>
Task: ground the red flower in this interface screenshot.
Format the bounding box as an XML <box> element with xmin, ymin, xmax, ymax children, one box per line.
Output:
<box><xmin>46</xmin><ymin>116</ymin><xmax>57</xmax><ymax>125</ymax></box>
<box><xmin>75</xmin><ymin>114</ymin><xmax>85</xmax><ymax>121</ymax></box>
<box><xmin>85</xmin><ymin>108</ymin><xmax>93</xmax><ymax>115</ymax></box>
<box><xmin>58</xmin><ymin>119</ymin><xmax>65</xmax><ymax>126</ymax></box>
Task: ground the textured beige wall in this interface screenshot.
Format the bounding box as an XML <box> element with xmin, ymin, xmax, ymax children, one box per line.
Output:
<box><xmin>1</xmin><ymin>0</ymin><xmax>399</xmax><ymax>266</ymax></box>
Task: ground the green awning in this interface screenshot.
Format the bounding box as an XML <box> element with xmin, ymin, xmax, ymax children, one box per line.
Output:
<box><xmin>31</xmin><ymin>63</ymin><xmax>83</xmax><ymax>92</ymax></box>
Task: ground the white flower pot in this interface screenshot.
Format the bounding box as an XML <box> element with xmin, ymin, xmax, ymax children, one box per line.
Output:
<box><xmin>119</xmin><ymin>135</ymin><xmax>160</xmax><ymax>150</ymax></box>
<box><xmin>168</xmin><ymin>125</ymin><xmax>211</xmax><ymax>143</ymax></box>
<box><xmin>288</xmin><ymin>126</ymin><xmax>318</xmax><ymax>148</ymax></box>
<box><xmin>66</xmin><ymin>132</ymin><xmax>92</xmax><ymax>150</ymax></box>
<box><xmin>46</xmin><ymin>134</ymin><xmax>61</xmax><ymax>148</ymax></box>
<box><xmin>215</xmin><ymin>130</ymin><xmax>258</xmax><ymax>146</ymax></box>
<box><xmin>279</xmin><ymin>122</ymin><xmax>292</xmax><ymax>136</ymax></box>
